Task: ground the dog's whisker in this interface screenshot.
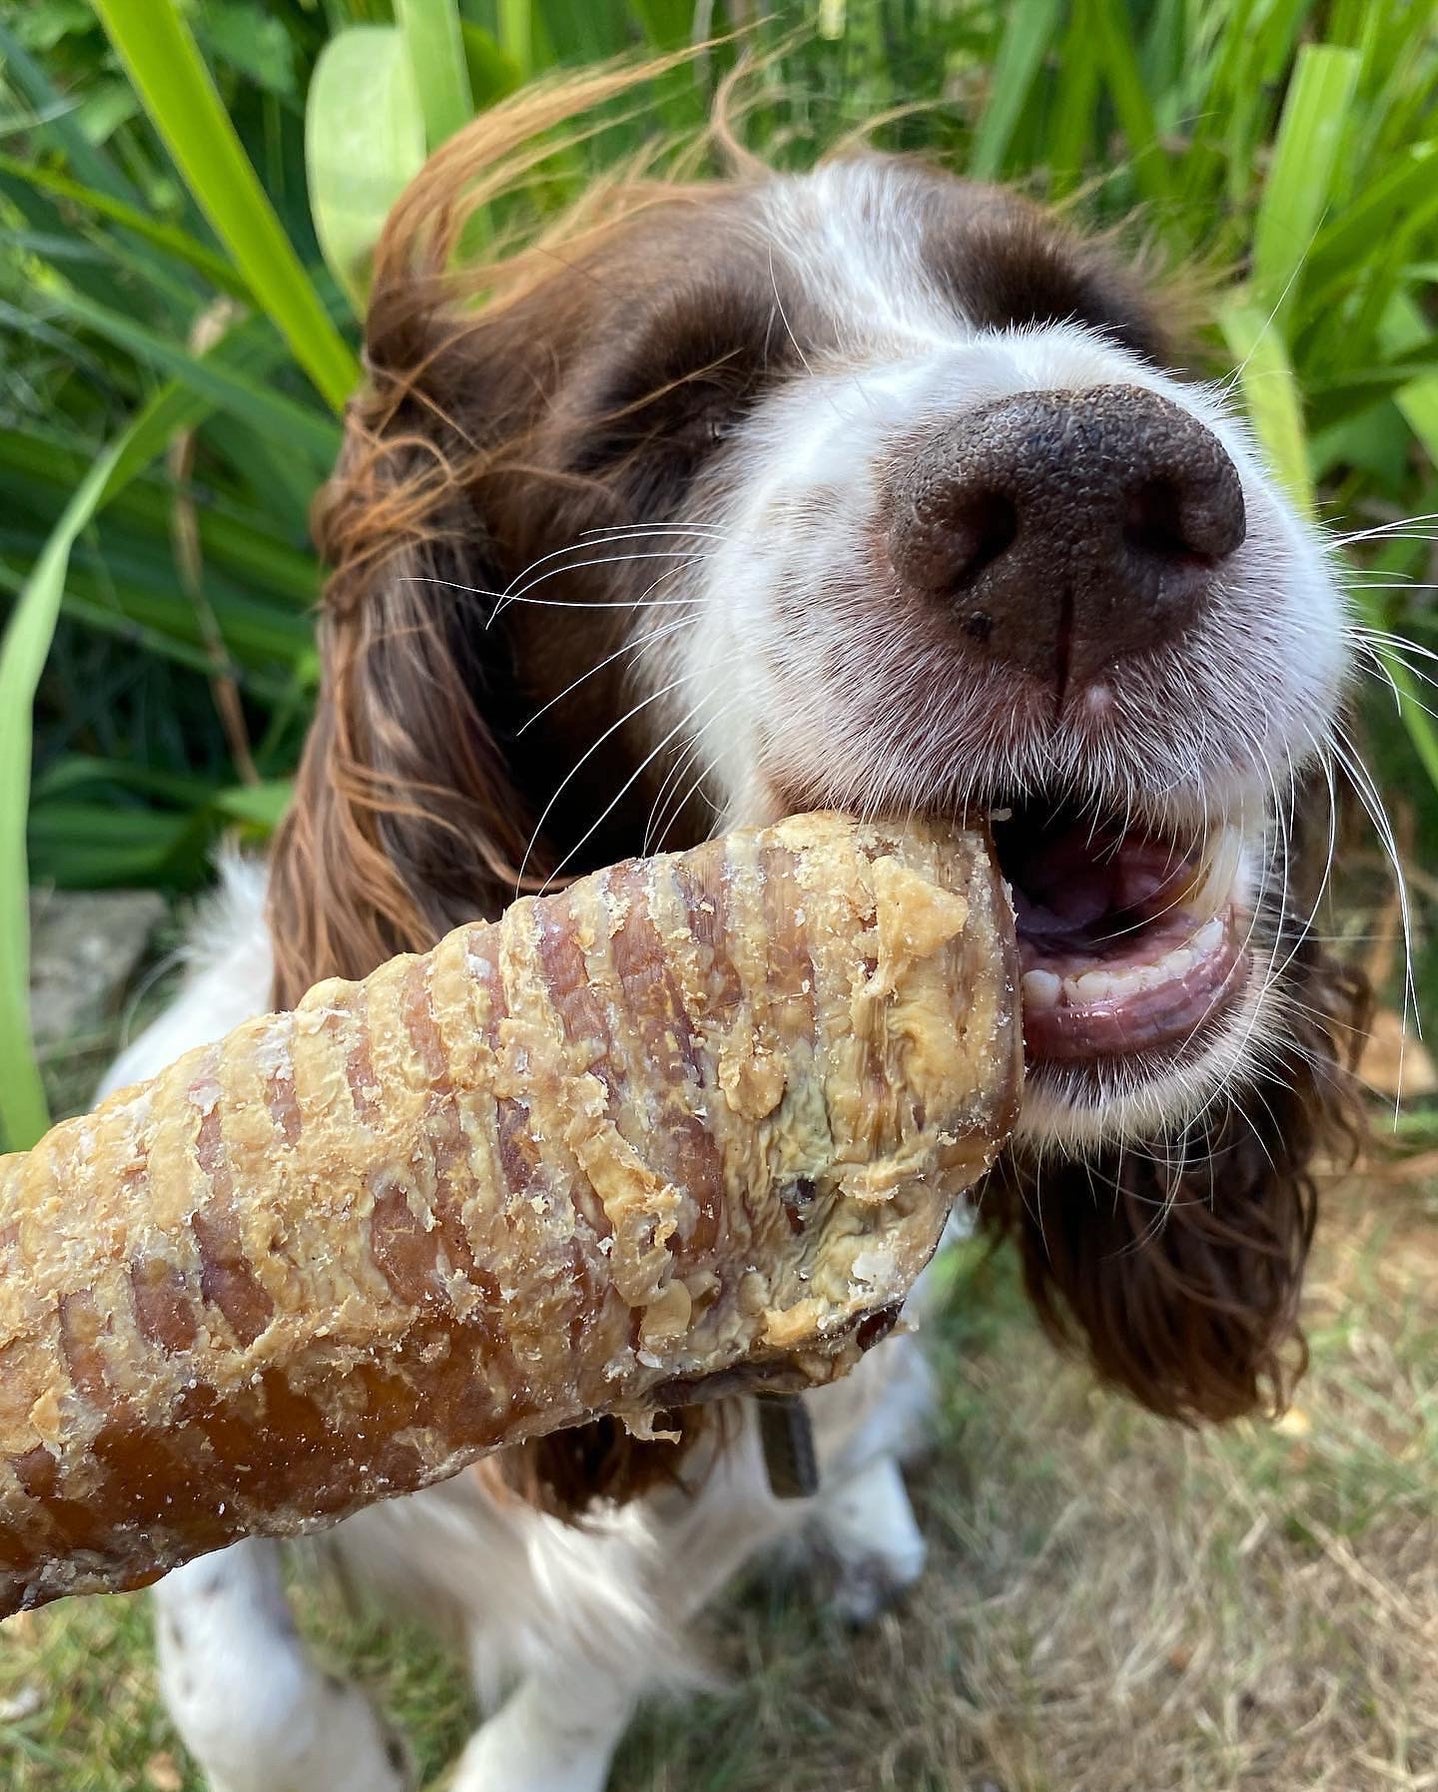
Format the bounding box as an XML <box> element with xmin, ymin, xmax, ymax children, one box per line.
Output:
<box><xmin>497</xmin><ymin>528</ymin><xmax>727</xmax><ymax>611</ymax></box>
<box><xmin>536</xmin><ymin>688</ymin><xmax>727</xmax><ymax>896</ymax></box>
<box><xmin>496</xmin><ymin>548</ymin><xmax>717</xmax><ymax>620</ymax></box>
<box><xmin>516</xmin><ymin>672</ymin><xmax>702</xmax><ymax>892</ymax></box>
<box><xmin>517</xmin><ymin>611</ymin><xmax>696</xmax><ymax>737</ymax></box>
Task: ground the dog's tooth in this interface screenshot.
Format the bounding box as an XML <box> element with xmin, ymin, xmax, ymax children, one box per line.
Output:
<box><xmin>1068</xmin><ymin>969</ymin><xmax>1117</xmax><ymax>1004</ymax></box>
<box><xmin>1021</xmin><ymin>968</ymin><xmax>1063</xmax><ymax>1011</ymax></box>
<box><xmin>1191</xmin><ymin>915</ymin><xmax>1226</xmax><ymax>957</ymax></box>
<box><xmin>1187</xmin><ymin>826</ymin><xmax>1244</xmax><ymax>920</ymax></box>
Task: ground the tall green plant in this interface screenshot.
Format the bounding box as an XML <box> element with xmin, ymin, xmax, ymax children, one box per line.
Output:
<box><xmin>89</xmin><ymin>0</ymin><xmax>359</xmax><ymax>410</ymax></box>
<box><xmin>2</xmin><ymin>0</ymin><xmax>1435</xmax><ymax>1148</ymax></box>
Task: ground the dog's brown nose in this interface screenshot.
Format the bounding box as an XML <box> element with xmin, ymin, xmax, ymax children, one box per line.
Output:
<box><xmin>885</xmin><ymin>384</ymin><xmax>1246</xmax><ymax>694</ymax></box>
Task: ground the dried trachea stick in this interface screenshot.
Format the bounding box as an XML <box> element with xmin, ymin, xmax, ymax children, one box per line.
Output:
<box><xmin>0</xmin><ymin>813</ymin><xmax>1020</xmax><ymax>1616</ymax></box>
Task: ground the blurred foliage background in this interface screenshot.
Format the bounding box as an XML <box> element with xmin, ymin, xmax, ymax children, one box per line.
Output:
<box><xmin>2</xmin><ymin>0</ymin><xmax>1436</xmax><ymax>1151</ymax></box>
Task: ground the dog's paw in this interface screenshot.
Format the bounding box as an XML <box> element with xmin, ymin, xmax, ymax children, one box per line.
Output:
<box><xmin>447</xmin><ymin>1677</ymin><xmax>628</xmax><ymax>1792</ymax></box>
<box><xmin>825</xmin><ymin>1540</ymin><xmax>926</xmax><ymax>1629</ymax></box>
<box><xmin>812</xmin><ymin>1452</ymin><xmax>928</xmax><ymax>1629</ymax></box>
<box><xmin>201</xmin><ymin>1676</ymin><xmax>414</xmax><ymax>1792</ymax></box>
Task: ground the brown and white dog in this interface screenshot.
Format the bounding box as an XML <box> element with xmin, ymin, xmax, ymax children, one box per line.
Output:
<box><xmin>103</xmin><ymin>69</ymin><xmax>1368</xmax><ymax>1792</ymax></box>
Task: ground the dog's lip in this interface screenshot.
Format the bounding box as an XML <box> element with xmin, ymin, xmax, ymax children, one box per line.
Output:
<box><xmin>1018</xmin><ymin>903</ymin><xmax>1251</xmax><ymax>1063</ymax></box>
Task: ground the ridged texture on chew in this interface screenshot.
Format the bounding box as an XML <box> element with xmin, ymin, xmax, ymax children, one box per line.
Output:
<box><xmin>0</xmin><ymin>814</ymin><xmax>1020</xmax><ymax>1615</ymax></box>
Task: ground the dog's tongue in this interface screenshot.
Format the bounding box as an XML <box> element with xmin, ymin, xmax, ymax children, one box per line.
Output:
<box><xmin>1006</xmin><ymin>826</ymin><xmax>1187</xmax><ymax>948</ymax></box>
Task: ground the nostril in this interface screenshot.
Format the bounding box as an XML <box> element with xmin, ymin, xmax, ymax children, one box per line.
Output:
<box><xmin>940</xmin><ymin>489</ymin><xmax>1019</xmax><ymax>594</ymax></box>
<box><xmin>1123</xmin><ymin>478</ymin><xmax>1195</xmax><ymax>562</ymax></box>
<box><xmin>1124</xmin><ymin>463</ymin><xmax>1246</xmax><ymax>566</ymax></box>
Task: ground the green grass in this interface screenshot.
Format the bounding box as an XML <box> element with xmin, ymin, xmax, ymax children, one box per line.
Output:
<box><xmin>2</xmin><ymin>0</ymin><xmax>1438</xmax><ymax>1148</ymax></box>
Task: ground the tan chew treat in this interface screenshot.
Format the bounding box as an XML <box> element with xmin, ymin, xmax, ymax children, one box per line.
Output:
<box><xmin>0</xmin><ymin>813</ymin><xmax>1020</xmax><ymax>1616</ymax></box>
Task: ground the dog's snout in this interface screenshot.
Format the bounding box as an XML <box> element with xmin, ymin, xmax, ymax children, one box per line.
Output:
<box><xmin>885</xmin><ymin>384</ymin><xmax>1246</xmax><ymax>692</ymax></box>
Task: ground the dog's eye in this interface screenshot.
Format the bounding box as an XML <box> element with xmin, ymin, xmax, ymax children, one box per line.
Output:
<box><xmin>582</xmin><ymin>351</ymin><xmax>758</xmax><ymax>466</ymax></box>
<box><xmin>571</xmin><ymin>295</ymin><xmax>794</xmax><ymax>499</ymax></box>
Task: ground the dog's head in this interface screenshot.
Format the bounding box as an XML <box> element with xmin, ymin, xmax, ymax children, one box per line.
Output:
<box><xmin>272</xmin><ymin>79</ymin><xmax>1368</xmax><ymax>1486</ymax></box>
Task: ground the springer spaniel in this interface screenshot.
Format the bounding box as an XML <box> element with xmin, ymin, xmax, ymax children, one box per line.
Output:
<box><xmin>102</xmin><ymin>68</ymin><xmax>1368</xmax><ymax>1792</ymax></box>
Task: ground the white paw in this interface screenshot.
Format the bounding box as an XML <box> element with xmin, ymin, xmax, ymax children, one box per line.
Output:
<box><xmin>189</xmin><ymin>1672</ymin><xmax>413</xmax><ymax>1792</ymax></box>
<box><xmin>826</xmin><ymin>1542</ymin><xmax>926</xmax><ymax>1629</ymax></box>
<box><xmin>447</xmin><ymin>1679</ymin><xmax>626</xmax><ymax>1792</ymax></box>
<box><xmin>156</xmin><ymin>1545</ymin><xmax>414</xmax><ymax>1792</ymax></box>
<box><xmin>813</xmin><ymin>1453</ymin><xmax>927</xmax><ymax>1628</ymax></box>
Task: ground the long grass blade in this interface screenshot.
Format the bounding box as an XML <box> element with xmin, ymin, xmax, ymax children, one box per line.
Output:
<box><xmin>45</xmin><ymin>292</ymin><xmax>341</xmax><ymax>466</ymax></box>
<box><xmin>1218</xmin><ymin>300</ymin><xmax>1315</xmax><ymax>516</ymax></box>
<box><xmin>1091</xmin><ymin>0</ymin><xmax>1173</xmax><ymax>205</ymax></box>
<box><xmin>90</xmin><ymin>0</ymin><xmax>360</xmax><ymax>411</ymax></box>
<box><xmin>1251</xmin><ymin>43</ymin><xmax>1361</xmax><ymax>325</ymax></box>
<box><xmin>0</xmin><ymin>19</ymin><xmax>143</xmax><ymax>207</ymax></box>
<box><xmin>969</xmin><ymin>0</ymin><xmax>1062</xmax><ymax>179</ymax></box>
<box><xmin>0</xmin><ymin>389</ymin><xmax>194</xmax><ymax>1148</ymax></box>
<box><xmin>497</xmin><ymin>0</ymin><xmax>536</xmax><ymax>80</ymax></box>
<box><xmin>0</xmin><ymin>153</ymin><xmax>247</xmax><ymax>298</ymax></box>
<box><xmin>396</xmin><ymin>0</ymin><xmax>474</xmax><ymax>148</ymax></box>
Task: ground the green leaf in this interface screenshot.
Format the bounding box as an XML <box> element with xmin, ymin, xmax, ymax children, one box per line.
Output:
<box><xmin>306</xmin><ymin>27</ymin><xmax>428</xmax><ymax>311</ymax></box>
<box><xmin>0</xmin><ymin>152</ymin><xmax>249</xmax><ymax>298</ymax></box>
<box><xmin>213</xmin><ymin>780</ymin><xmax>293</xmax><ymax>831</ymax></box>
<box><xmin>497</xmin><ymin>0</ymin><xmax>535</xmax><ymax>77</ymax></box>
<box><xmin>38</xmin><ymin>592</ymin><xmax>295</xmax><ymax>697</ymax></box>
<box><xmin>1251</xmin><ymin>44</ymin><xmax>1361</xmax><ymax>325</ymax></box>
<box><xmin>1218</xmin><ymin>298</ymin><xmax>1314</xmax><ymax>515</ymax></box>
<box><xmin>0</xmin><ymin>283</ymin><xmax>320</xmax><ymax>1143</ymax></box>
<box><xmin>0</xmin><ymin>17</ymin><xmax>143</xmax><ymax>206</ymax></box>
<box><xmin>1303</xmin><ymin>144</ymin><xmax>1438</xmax><ymax>299</ymax></box>
<box><xmin>47</xmin><ymin>289</ymin><xmax>342</xmax><ymax>467</ymax></box>
<box><xmin>460</xmin><ymin>21</ymin><xmax>522</xmax><ymax>109</ymax></box>
<box><xmin>90</xmin><ymin>0</ymin><xmax>360</xmax><ymax>412</ymax></box>
<box><xmin>396</xmin><ymin>0</ymin><xmax>474</xmax><ymax>149</ymax></box>
<box><xmin>969</xmin><ymin>0</ymin><xmax>1062</xmax><ymax>181</ymax></box>
<box><xmin>626</xmin><ymin>0</ymin><xmax>692</xmax><ymax>51</ymax></box>
<box><xmin>12</xmin><ymin>0</ymin><xmax>95</xmax><ymax>55</ymax></box>
<box><xmin>1046</xmin><ymin>0</ymin><xmax>1100</xmax><ymax>192</ymax></box>
<box><xmin>31</xmin><ymin>756</ymin><xmax>214</xmax><ymax>809</ymax></box>
<box><xmin>75</xmin><ymin>81</ymin><xmax>142</xmax><ymax>147</ymax></box>
<box><xmin>1350</xmin><ymin>609</ymin><xmax>1438</xmax><ymax>799</ymax></box>
<box><xmin>27</xmin><ymin>803</ymin><xmax>205</xmax><ymax>889</ymax></box>
<box><xmin>1091</xmin><ymin>0</ymin><xmax>1173</xmax><ymax>205</ymax></box>
<box><xmin>1395</xmin><ymin>373</ymin><xmax>1438</xmax><ymax>471</ymax></box>
<box><xmin>196</xmin><ymin>0</ymin><xmax>299</xmax><ymax>98</ymax></box>
<box><xmin>0</xmin><ymin>386</ymin><xmax>196</xmax><ymax>1149</ymax></box>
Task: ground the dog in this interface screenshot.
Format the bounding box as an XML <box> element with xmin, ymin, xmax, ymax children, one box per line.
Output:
<box><xmin>101</xmin><ymin>66</ymin><xmax>1368</xmax><ymax>1792</ymax></box>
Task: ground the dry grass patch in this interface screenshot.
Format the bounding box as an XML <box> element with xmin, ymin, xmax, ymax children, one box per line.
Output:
<box><xmin>0</xmin><ymin>1173</ymin><xmax>1433</xmax><ymax>1792</ymax></box>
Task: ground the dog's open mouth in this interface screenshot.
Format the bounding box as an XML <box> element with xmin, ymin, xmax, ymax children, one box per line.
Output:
<box><xmin>990</xmin><ymin>802</ymin><xmax>1251</xmax><ymax>1073</ymax></box>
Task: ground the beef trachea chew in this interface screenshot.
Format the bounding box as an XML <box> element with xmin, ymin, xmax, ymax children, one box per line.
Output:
<box><xmin>0</xmin><ymin>813</ymin><xmax>1020</xmax><ymax>1616</ymax></box>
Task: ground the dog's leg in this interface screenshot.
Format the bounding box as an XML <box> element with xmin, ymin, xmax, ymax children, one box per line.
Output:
<box><xmin>154</xmin><ymin>1540</ymin><xmax>412</xmax><ymax>1792</ymax></box>
<box><xmin>812</xmin><ymin>1451</ymin><xmax>927</xmax><ymax>1627</ymax></box>
<box><xmin>448</xmin><ymin>1668</ymin><xmax>634</xmax><ymax>1792</ymax></box>
<box><xmin>450</xmin><ymin>1418</ymin><xmax>788</xmax><ymax>1792</ymax></box>
<box><xmin>804</xmin><ymin>1327</ymin><xmax>937</xmax><ymax>1626</ymax></box>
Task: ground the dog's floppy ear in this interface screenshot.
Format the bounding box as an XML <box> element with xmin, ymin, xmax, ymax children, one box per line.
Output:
<box><xmin>266</xmin><ymin>146</ymin><xmax>711</xmax><ymax>1516</ymax></box>
<box><xmin>977</xmin><ymin>933</ymin><xmax>1369</xmax><ymax>1422</ymax></box>
<box><xmin>267</xmin><ymin>386</ymin><xmax>537</xmax><ymax>1011</ymax></box>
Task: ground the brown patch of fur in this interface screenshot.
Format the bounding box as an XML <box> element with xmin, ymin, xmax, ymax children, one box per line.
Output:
<box><xmin>976</xmin><ymin>795</ymin><xmax>1372</xmax><ymax>1424</ymax></box>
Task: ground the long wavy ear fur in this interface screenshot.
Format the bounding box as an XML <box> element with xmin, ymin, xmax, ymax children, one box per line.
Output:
<box><xmin>267</xmin><ymin>69</ymin><xmax>722</xmax><ymax>1516</ymax></box>
<box><xmin>976</xmin><ymin>933</ymin><xmax>1370</xmax><ymax>1422</ymax></box>
<box><xmin>267</xmin><ymin>446</ymin><xmax>538</xmax><ymax>1012</ymax></box>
